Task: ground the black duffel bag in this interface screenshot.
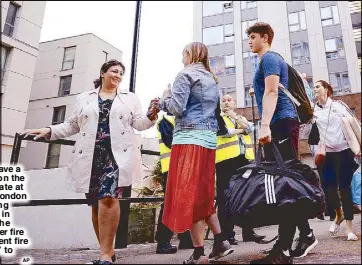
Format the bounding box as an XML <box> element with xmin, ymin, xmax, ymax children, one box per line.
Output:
<box><xmin>224</xmin><ymin>142</ymin><xmax>325</xmax><ymax>229</ymax></box>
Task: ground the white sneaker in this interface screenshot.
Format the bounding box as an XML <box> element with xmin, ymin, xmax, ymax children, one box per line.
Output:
<box><xmin>347</xmin><ymin>232</ymin><xmax>358</xmax><ymax>241</ymax></box>
<box><xmin>329</xmin><ymin>217</ymin><xmax>344</xmax><ymax>235</ymax></box>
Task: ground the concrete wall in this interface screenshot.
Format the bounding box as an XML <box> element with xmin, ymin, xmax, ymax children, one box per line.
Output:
<box><xmin>12</xmin><ymin>168</ymin><xmax>98</xmax><ymax>249</ymax></box>
<box><xmin>257</xmin><ymin>1</ymin><xmax>292</xmax><ymax>65</ymax></box>
<box><xmin>13</xmin><ymin>154</ymin><xmax>159</xmax><ymax>249</ymax></box>
<box><xmin>1</xmin><ymin>1</ymin><xmax>46</xmax><ymax>163</ymax></box>
<box><xmin>338</xmin><ymin>1</ymin><xmax>361</xmax><ymax>92</ymax></box>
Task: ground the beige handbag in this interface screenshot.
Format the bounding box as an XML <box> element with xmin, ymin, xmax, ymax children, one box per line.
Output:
<box><xmin>341</xmin><ymin>117</ymin><xmax>361</xmax><ymax>155</ymax></box>
<box><xmin>337</xmin><ymin>100</ymin><xmax>361</xmax><ymax>154</ymax></box>
<box><xmin>347</xmin><ymin>116</ymin><xmax>361</xmax><ymax>145</ymax></box>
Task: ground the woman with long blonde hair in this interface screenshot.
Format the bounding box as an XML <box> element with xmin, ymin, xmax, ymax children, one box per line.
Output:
<box><xmin>158</xmin><ymin>42</ymin><xmax>234</xmax><ymax>264</ymax></box>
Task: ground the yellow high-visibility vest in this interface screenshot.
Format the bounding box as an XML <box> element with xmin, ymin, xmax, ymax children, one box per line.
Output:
<box><xmin>241</xmin><ymin>134</ymin><xmax>255</xmax><ymax>161</ymax></box>
<box><xmin>157</xmin><ymin>115</ymin><xmax>175</xmax><ymax>173</ymax></box>
<box><xmin>216</xmin><ymin>116</ymin><xmax>241</xmax><ymax>163</ymax></box>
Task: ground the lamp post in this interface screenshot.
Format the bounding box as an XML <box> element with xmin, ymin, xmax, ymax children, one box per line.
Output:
<box><xmin>129</xmin><ymin>0</ymin><xmax>142</xmax><ymax>93</ymax></box>
<box><xmin>116</xmin><ymin>1</ymin><xmax>142</xmax><ymax>249</ymax></box>
<box><xmin>249</xmin><ymin>87</ymin><xmax>257</xmax><ymax>156</ymax></box>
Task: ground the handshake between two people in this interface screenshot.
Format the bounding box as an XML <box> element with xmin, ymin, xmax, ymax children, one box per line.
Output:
<box><xmin>146</xmin><ymin>83</ymin><xmax>172</xmax><ymax>121</ymax></box>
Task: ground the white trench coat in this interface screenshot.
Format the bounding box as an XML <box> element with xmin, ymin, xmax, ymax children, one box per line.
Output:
<box><xmin>49</xmin><ymin>88</ymin><xmax>155</xmax><ymax>193</ymax></box>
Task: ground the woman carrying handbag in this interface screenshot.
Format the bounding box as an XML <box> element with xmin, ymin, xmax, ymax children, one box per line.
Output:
<box><xmin>313</xmin><ymin>80</ymin><xmax>359</xmax><ymax>241</ymax></box>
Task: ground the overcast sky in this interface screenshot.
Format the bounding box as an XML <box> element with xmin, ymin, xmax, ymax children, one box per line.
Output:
<box><xmin>40</xmin><ymin>1</ymin><xmax>193</xmax><ymax>137</ymax></box>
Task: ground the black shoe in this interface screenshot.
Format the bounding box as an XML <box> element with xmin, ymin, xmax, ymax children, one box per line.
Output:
<box><xmin>250</xmin><ymin>248</ymin><xmax>293</xmax><ymax>264</ymax></box>
<box><xmin>209</xmin><ymin>240</ymin><xmax>234</xmax><ymax>261</ymax></box>
<box><xmin>178</xmin><ymin>232</ymin><xmax>194</xmax><ymax>249</ymax></box>
<box><xmin>316</xmin><ymin>213</ymin><xmax>325</xmax><ymax>220</ymax></box>
<box><xmin>85</xmin><ymin>255</ymin><xmax>116</xmax><ymax>264</ymax></box>
<box><xmin>291</xmin><ymin>233</ymin><xmax>318</xmax><ymax>258</ymax></box>
<box><xmin>178</xmin><ymin>241</ymin><xmax>194</xmax><ymax>249</ymax></box>
<box><xmin>96</xmin><ymin>261</ymin><xmax>112</xmax><ymax>265</ymax></box>
<box><xmin>228</xmin><ymin>237</ymin><xmax>239</xmax><ymax>245</ymax></box>
<box><xmin>243</xmin><ymin>231</ymin><xmax>267</xmax><ymax>243</ymax></box>
<box><xmin>156</xmin><ymin>242</ymin><xmax>178</xmax><ymax>254</ymax></box>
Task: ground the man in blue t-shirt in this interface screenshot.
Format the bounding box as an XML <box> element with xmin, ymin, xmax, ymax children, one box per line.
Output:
<box><xmin>247</xmin><ymin>22</ymin><xmax>318</xmax><ymax>264</ymax></box>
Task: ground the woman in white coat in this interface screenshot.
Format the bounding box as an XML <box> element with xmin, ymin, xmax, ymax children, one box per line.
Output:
<box><xmin>21</xmin><ymin>59</ymin><xmax>158</xmax><ymax>264</ymax></box>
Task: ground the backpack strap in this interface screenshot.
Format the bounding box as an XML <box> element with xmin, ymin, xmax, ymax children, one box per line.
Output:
<box><xmin>259</xmin><ymin>51</ymin><xmax>301</xmax><ymax>107</ymax></box>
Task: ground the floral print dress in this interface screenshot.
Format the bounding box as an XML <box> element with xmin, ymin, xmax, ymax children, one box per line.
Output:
<box><xmin>85</xmin><ymin>96</ymin><xmax>123</xmax><ymax>205</ymax></box>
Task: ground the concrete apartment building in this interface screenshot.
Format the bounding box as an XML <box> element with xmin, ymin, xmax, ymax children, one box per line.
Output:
<box><xmin>194</xmin><ymin>1</ymin><xmax>361</xmax><ymax>163</ymax></box>
<box><xmin>1</xmin><ymin>1</ymin><xmax>46</xmax><ymax>163</ymax></box>
<box><xmin>19</xmin><ymin>33</ymin><xmax>122</xmax><ymax>170</ymax></box>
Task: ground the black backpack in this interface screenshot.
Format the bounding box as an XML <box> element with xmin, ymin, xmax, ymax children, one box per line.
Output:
<box><xmin>158</xmin><ymin>117</ymin><xmax>174</xmax><ymax>149</ymax></box>
<box><xmin>259</xmin><ymin>51</ymin><xmax>313</xmax><ymax>124</ymax></box>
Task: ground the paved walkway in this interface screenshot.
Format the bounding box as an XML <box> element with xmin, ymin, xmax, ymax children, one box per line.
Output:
<box><xmin>2</xmin><ymin>215</ymin><xmax>361</xmax><ymax>264</ymax></box>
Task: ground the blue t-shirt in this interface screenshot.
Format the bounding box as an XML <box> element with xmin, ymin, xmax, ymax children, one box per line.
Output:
<box><xmin>253</xmin><ymin>51</ymin><xmax>297</xmax><ymax>124</ymax></box>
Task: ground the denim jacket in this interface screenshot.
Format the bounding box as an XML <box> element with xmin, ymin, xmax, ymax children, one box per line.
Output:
<box><xmin>159</xmin><ymin>63</ymin><xmax>219</xmax><ymax>134</ymax></box>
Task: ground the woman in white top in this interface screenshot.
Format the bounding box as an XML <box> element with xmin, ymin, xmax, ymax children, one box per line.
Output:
<box><xmin>313</xmin><ymin>80</ymin><xmax>358</xmax><ymax>241</ymax></box>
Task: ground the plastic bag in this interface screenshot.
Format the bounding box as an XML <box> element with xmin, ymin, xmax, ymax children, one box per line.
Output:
<box><xmin>352</xmin><ymin>170</ymin><xmax>361</xmax><ymax>206</ymax></box>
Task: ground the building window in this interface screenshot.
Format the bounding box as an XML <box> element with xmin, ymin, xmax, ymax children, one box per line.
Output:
<box><xmin>203</xmin><ymin>26</ymin><xmax>224</xmax><ymax>45</ymax></box>
<box><xmin>243</xmin><ymin>51</ymin><xmax>259</xmax><ymax>73</ymax></box>
<box><xmin>291</xmin><ymin>42</ymin><xmax>310</xmax><ymax>65</ymax></box>
<box><xmin>203</xmin><ymin>1</ymin><xmax>223</xmax><ymax>16</ymax></box>
<box><xmin>223</xmin><ymin>1</ymin><xmax>233</xmax><ymax>13</ymax></box>
<box><xmin>306</xmin><ymin>76</ymin><xmax>314</xmax><ymax>91</ymax></box>
<box><xmin>58</xmin><ymin>75</ymin><xmax>72</xmax><ymax>96</ymax></box>
<box><xmin>52</xmin><ymin>106</ymin><xmax>66</xmax><ymax>125</ymax></box>
<box><xmin>320</xmin><ymin>6</ymin><xmax>340</xmax><ymax>27</ymax></box>
<box><xmin>288</xmin><ymin>11</ymin><xmax>306</xmax><ymax>32</ymax></box>
<box><xmin>358</xmin><ymin>57</ymin><xmax>361</xmax><ymax>73</ymax></box>
<box><xmin>202</xmin><ymin>1</ymin><xmax>233</xmax><ymax>16</ymax></box>
<box><xmin>210</xmin><ymin>56</ymin><xmax>225</xmax><ymax>76</ymax></box>
<box><xmin>225</xmin><ymin>54</ymin><xmax>235</xmax><ymax>74</ymax></box>
<box><xmin>348</xmin><ymin>1</ymin><xmax>361</xmax><ymax>14</ymax></box>
<box><xmin>1</xmin><ymin>46</ymin><xmax>10</xmax><ymax>86</ymax></box>
<box><xmin>224</xmin><ymin>24</ymin><xmax>234</xmax><ymax>42</ymax></box>
<box><xmin>329</xmin><ymin>72</ymin><xmax>351</xmax><ymax>95</ymax></box>
<box><xmin>62</xmin><ymin>46</ymin><xmax>76</xmax><ymax>70</ymax></box>
<box><xmin>242</xmin><ymin>19</ymin><xmax>258</xmax><ymax>40</ymax></box>
<box><xmin>203</xmin><ymin>24</ymin><xmax>234</xmax><ymax>45</ymax></box>
<box><xmin>46</xmin><ymin>144</ymin><xmax>61</xmax><ymax>169</ymax></box>
<box><xmin>244</xmin><ymin>85</ymin><xmax>257</xmax><ymax>107</ymax></box>
<box><xmin>210</xmin><ymin>55</ymin><xmax>235</xmax><ymax>76</ymax></box>
<box><xmin>103</xmin><ymin>51</ymin><xmax>108</xmax><ymax>62</ymax></box>
<box><xmin>325</xmin><ymin>37</ymin><xmax>345</xmax><ymax>59</ymax></box>
<box><xmin>241</xmin><ymin>1</ymin><xmax>257</xmax><ymax>10</ymax></box>
<box><xmin>219</xmin><ymin>87</ymin><xmax>236</xmax><ymax>97</ymax></box>
<box><xmin>4</xmin><ymin>2</ymin><xmax>19</xmax><ymax>37</ymax></box>
<box><xmin>353</xmin><ymin>26</ymin><xmax>361</xmax><ymax>42</ymax></box>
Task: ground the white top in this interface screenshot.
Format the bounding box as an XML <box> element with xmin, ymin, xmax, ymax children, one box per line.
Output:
<box><xmin>314</xmin><ymin>97</ymin><xmax>353</xmax><ymax>153</ymax></box>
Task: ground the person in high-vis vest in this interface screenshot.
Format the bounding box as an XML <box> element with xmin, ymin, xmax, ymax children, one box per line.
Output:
<box><xmin>216</xmin><ymin>94</ymin><xmax>266</xmax><ymax>245</ymax></box>
<box><xmin>155</xmin><ymin>113</ymin><xmax>193</xmax><ymax>254</ymax></box>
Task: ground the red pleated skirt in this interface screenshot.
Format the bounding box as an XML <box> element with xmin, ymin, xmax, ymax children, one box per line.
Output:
<box><xmin>162</xmin><ymin>144</ymin><xmax>216</xmax><ymax>233</ymax></box>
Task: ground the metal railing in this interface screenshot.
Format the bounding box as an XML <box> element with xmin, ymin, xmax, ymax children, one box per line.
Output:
<box><xmin>10</xmin><ymin>133</ymin><xmax>163</xmax><ymax>249</ymax></box>
<box><xmin>9</xmin><ymin>133</ymin><xmax>320</xmax><ymax>248</ymax></box>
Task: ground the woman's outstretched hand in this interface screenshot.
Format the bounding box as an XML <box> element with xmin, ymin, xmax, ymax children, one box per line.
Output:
<box><xmin>20</xmin><ymin>127</ymin><xmax>51</xmax><ymax>140</ymax></box>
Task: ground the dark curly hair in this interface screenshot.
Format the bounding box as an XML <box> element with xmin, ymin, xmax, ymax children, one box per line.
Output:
<box><xmin>247</xmin><ymin>22</ymin><xmax>275</xmax><ymax>45</ymax></box>
<box><xmin>94</xmin><ymin>59</ymin><xmax>126</xmax><ymax>89</ymax></box>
